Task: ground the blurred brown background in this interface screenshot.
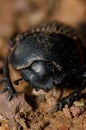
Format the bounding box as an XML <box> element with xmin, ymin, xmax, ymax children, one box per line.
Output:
<box><xmin>0</xmin><ymin>0</ymin><xmax>86</xmax><ymax>69</ymax></box>
<box><xmin>0</xmin><ymin>0</ymin><xmax>86</xmax><ymax>37</ymax></box>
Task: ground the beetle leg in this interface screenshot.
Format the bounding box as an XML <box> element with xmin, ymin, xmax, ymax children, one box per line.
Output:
<box><xmin>2</xmin><ymin>79</ymin><xmax>16</xmax><ymax>100</ymax></box>
<box><xmin>1</xmin><ymin>58</ymin><xmax>16</xmax><ymax>100</ymax></box>
<box><xmin>56</xmin><ymin>79</ymin><xmax>86</xmax><ymax>110</ymax></box>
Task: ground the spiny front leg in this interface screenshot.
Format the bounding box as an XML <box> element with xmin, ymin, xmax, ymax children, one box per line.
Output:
<box><xmin>0</xmin><ymin>58</ymin><xmax>16</xmax><ymax>100</ymax></box>
<box><xmin>1</xmin><ymin>78</ymin><xmax>16</xmax><ymax>100</ymax></box>
<box><xmin>48</xmin><ymin>79</ymin><xmax>86</xmax><ymax>113</ymax></box>
<box><xmin>56</xmin><ymin>79</ymin><xmax>86</xmax><ymax>111</ymax></box>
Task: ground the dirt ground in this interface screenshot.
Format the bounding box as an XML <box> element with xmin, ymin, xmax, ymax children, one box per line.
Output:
<box><xmin>0</xmin><ymin>0</ymin><xmax>86</xmax><ymax>130</ymax></box>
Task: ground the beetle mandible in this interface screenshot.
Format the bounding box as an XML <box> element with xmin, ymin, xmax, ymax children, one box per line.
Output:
<box><xmin>0</xmin><ymin>21</ymin><xmax>86</xmax><ymax>111</ymax></box>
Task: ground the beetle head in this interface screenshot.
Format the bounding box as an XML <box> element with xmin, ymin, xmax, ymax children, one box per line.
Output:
<box><xmin>20</xmin><ymin>61</ymin><xmax>65</xmax><ymax>91</ymax></box>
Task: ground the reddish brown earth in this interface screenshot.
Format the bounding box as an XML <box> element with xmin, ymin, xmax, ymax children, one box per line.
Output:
<box><xmin>0</xmin><ymin>90</ymin><xmax>85</xmax><ymax>130</ymax></box>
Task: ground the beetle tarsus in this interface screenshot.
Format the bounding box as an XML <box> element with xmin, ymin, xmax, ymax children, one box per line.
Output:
<box><xmin>57</xmin><ymin>96</ymin><xmax>74</xmax><ymax>110</ymax></box>
<box><xmin>1</xmin><ymin>86</ymin><xmax>10</xmax><ymax>93</ymax></box>
<box><xmin>0</xmin><ymin>58</ymin><xmax>16</xmax><ymax>100</ymax></box>
<box><xmin>0</xmin><ymin>77</ymin><xmax>16</xmax><ymax>101</ymax></box>
<box><xmin>7</xmin><ymin>90</ymin><xmax>16</xmax><ymax>101</ymax></box>
<box><xmin>56</xmin><ymin>79</ymin><xmax>86</xmax><ymax>110</ymax></box>
<box><xmin>1</xmin><ymin>81</ymin><xmax>16</xmax><ymax>100</ymax></box>
<box><xmin>2</xmin><ymin>85</ymin><xmax>16</xmax><ymax>100</ymax></box>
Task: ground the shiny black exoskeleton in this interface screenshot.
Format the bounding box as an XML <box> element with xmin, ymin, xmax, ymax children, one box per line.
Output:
<box><xmin>1</xmin><ymin>22</ymin><xmax>86</xmax><ymax>110</ymax></box>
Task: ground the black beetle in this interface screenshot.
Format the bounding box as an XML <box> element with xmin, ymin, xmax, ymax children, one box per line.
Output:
<box><xmin>0</xmin><ymin>22</ymin><xmax>86</xmax><ymax>110</ymax></box>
